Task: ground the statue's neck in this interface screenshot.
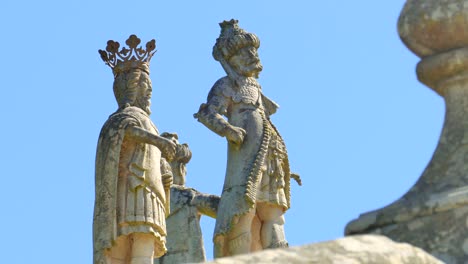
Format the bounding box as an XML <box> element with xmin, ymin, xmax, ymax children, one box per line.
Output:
<box><xmin>230</xmin><ymin>76</ymin><xmax>258</xmax><ymax>88</ymax></box>
<box><xmin>120</xmin><ymin>105</ymin><xmax>150</xmax><ymax>117</ymax></box>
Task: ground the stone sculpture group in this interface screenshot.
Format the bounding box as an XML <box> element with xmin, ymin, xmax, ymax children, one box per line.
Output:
<box><xmin>94</xmin><ymin>2</ymin><xmax>468</xmax><ymax>261</ymax></box>
<box><xmin>93</xmin><ymin>20</ymin><xmax>300</xmax><ymax>264</ymax></box>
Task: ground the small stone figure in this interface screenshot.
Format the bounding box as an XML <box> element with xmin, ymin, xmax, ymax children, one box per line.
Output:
<box><xmin>155</xmin><ymin>133</ymin><xmax>220</xmax><ymax>264</ymax></box>
<box><xmin>160</xmin><ymin>133</ymin><xmax>192</xmax><ymax>186</ymax></box>
<box><xmin>195</xmin><ymin>19</ymin><xmax>300</xmax><ymax>258</ymax></box>
<box><xmin>94</xmin><ymin>35</ymin><xmax>176</xmax><ymax>264</ymax></box>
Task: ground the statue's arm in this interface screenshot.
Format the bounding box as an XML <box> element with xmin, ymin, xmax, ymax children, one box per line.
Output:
<box><xmin>195</xmin><ymin>93</ymin><xmax>231</xmax><ymax>137</ymax></box>
<box><xmin>195</xmin><ymin>91</ymin><xmax>246</xmax><ymax>145</ymax></box>
<box><xmin>192</xmin><ymin>193</ymin><xmax>220</xmax><ymax>219</ymax></box>
<box><xmin>125</xmin><ymin>126</ymin><xmax>176</xmax><ymax>161</ymax></box>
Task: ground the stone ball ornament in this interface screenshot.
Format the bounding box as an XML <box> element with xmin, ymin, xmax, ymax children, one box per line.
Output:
<box><xmin>398</xmin><ymin>0</ymin><xmax>468</xmax><ymax>57</ymax></box>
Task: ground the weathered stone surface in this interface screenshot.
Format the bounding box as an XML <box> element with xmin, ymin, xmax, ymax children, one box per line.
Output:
<box><xmin>369</xmin><ymin>206</ymin><xmax>468</xmax><ymax>264</ymax></box>
<box><xmin>208</xmin><ymin>235</ymin><xmax>443</xmax><ymax>264</ymax></box>
<box><xmin>399</xmin><ymin>0</ymin><xmax>468</xmax><ymax>57</ymax></box>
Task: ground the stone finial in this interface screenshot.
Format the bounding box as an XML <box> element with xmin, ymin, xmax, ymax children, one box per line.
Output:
<box><xmin>346</xmin><ymin>1</ymin><xmax>468</xmax><ymax>263</ymax></box>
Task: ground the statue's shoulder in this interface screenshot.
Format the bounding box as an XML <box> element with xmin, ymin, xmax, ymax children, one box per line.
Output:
<box><xmin>170</xmin><ymin>185</ymin><xmax>196</xmax><ymax>207</ymax></box>
<box><xmin>109</xmin><ymin>106</ymin><xmax>146</xmax><ymax>120</ymax></box>
<box><xmin>207</xmin><ymin>76</ymin><xmax>234</xmax><ymax>102</ymax></box>
<box><xmin>102</xmin><ymin>107</ymin><xmax>143</xmax><ymax>130</ymax></box>
<box><xmin>120</xmin><ymin>106</ymin><xmax>146</xmax><ymax>116</ymax></box>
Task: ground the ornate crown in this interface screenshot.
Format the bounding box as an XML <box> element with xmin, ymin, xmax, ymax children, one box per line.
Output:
<box><xmin>99</xmin><ymin>34</ymin><xmax>156</xmax><ymax>75</ymax></box>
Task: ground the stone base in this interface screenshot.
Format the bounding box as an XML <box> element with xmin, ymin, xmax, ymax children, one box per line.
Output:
<box><xmin>349</xmin><ymin>205</ymin><xmax>468</xmax><ymax>264</ymax></box>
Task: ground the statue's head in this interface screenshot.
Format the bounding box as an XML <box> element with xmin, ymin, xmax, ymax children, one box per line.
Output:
<box><xmin>161</xmin><ymin>132</ymin><xmax>192</xmax><ymax>186</ymax></box>
<box><xmin>112</xmin><ymin>68</ymin><xmax>152</xmax><ymax>114</ymax></box>
<box><xmin>213</xmin><ymin>19</ymin><xmax>263</xmax><ymax>78</ymax></box>
<box><xmin>99</xmin><ymin>35</ymin><xmax>156</xmax><ymax>114</ymax></box>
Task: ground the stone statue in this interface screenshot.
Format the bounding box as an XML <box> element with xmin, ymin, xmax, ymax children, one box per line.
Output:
<box><xmin>94</xmin><ymin>35</ymin><xmax>177</xmax><ymax>264</ymax></box>
<box><xmin>155</xmin><ymin>132</ymin><xmax>220</xmax><ymax>264</ymax></box>
<box><xmin>195</xmin><ymin>19</ymin><xmax>301</xmax><ymax>258</ymax></box>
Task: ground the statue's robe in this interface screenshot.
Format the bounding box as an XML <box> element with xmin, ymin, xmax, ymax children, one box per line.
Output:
<box><xmin>93</xmin><ymin>106</ymin><xmax>168</xmax><ymax>264</ymax></box>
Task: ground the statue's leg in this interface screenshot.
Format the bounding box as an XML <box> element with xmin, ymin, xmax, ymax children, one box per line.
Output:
<box><xmin>227</xmin><ymin>209</ymin><xmax>255</xmax><ymax>255</ymax></box>
<box><xmin>130</xmin><ymin>233</ymin><xmax>155</xmax><ymax>264</ymax></box>
<box><xmin>256</xmin><ymin>203</ymin><xmax>288</xmax><ymax>249</ymax></box>
<box><xmin>250</xmin><ymin>214</ymin><xmax>263</xmax><ymax>252</ymax></box>
<box><xmin>107</xmin><ymin>236</ymin><xmax>130</xmax><ymax>264</ymax></box>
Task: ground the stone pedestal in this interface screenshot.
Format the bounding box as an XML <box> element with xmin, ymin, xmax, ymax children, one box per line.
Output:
<box><xmin>346</xmin><ymin>1</ymin><xmax>468</xmax><ymax>263</ymax></box>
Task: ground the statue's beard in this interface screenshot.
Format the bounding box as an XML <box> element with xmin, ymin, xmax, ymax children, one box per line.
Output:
<box><xmin>240</xmin><ymin>61</ymin><xmax>262</xmax><ymax>78</ymax></box>
<box><xmin>136</xmin><ymin>98</ymin><xmax>151</xmax><ymax>115</ymax></box>
<box><xmin>144</xmin><ymin>105</ymin><xmax>151</xmax><ymax>115</ymax></box>
<box><xmin>252</xmin><ymin>62</ymin><xmax>262</xmax><ymax>78</ymax></box>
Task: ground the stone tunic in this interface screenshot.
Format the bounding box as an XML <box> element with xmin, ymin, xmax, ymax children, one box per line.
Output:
<box><xmin>116</xmin><ymin>108</ymin><xmax>167</xmax><ymax>240</ymax></box>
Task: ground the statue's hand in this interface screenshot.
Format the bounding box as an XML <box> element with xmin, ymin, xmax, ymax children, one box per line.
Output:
<box><xmin>160</xmin><ymin>137</ymin><xmax>177</xmax><ymax>161</ymax></box>
<box><xmin>162</xmin><ymin>172</ymin><xmax>173</xmax><ymax>189</ymax></box>
<box><xmin>226</xmin><ymin>125</ymin><xmax>246</xmax><ymax>145</ymax></box>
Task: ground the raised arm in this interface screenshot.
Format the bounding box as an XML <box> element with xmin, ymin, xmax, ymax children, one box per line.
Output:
<box><xmin>125</xmin><ymin>126</ymin><xmax>176</xmax><ymax>161</ymax></box>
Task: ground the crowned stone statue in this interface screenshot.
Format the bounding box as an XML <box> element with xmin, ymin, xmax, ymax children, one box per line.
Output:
<box><xmin>195</xmin><ymin>19</ymin><xmax>301</xmax><ymax>258</ymax></box>
<box><xmin>94</xmin><ymin>35</ymin><xmax>177</xmax><ymax>264</ymax></box>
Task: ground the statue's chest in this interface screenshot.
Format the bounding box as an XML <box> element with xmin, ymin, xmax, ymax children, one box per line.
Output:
<box><xmin>231</xmin><ymin>84</ymin><xmax>260</xmax><ymax>106</ymax></box>
<box><xmin>124</xmin><ymin>112</ymin><xmax>160</xmax><ymax>161</ymax></box>
<box><xmin>136</xmin><ymin>114</ymin><xmax>159</xmax><ymax>135</ymax></box>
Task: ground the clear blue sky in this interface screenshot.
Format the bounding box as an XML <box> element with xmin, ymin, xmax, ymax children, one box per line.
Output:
<box><xmin>1</xmin><ymin>1</ymin><xmax>444</xmax><ymax>263</ymax></box>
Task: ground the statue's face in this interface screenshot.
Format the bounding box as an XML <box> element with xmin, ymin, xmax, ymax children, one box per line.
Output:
<box><xmin>228</xmin><ymin>46</ymin><xmax>263</xmax><ymax>78</ymax></box>
<box><xmin>136</xmin><ymin>77</ymin><xmax>152</xmax><ymax>115</ymax></box>
<box><xmin>172</xmin><ymin>163</ymin><xmax>187</xmax><ymax>186</ymax></box>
